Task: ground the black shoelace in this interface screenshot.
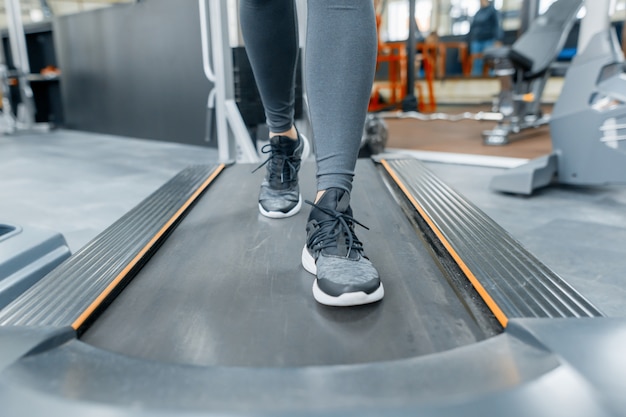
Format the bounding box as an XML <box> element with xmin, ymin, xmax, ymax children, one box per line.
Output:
<box><xmin>305</xmin><ymin>200</ymin><xmax>368</xmax><ymax>259</ymax></box>
<box><xmin>252</xmin><ymin>143</ymin><xmax>299</xmax><ymax>184</ymax></box>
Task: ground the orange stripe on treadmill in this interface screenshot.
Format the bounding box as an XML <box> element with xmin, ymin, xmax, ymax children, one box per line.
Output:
<box><xmin>71</xmin><ymin>164</ymin><xmax>226</xmax><ymax>330</ymax></box>
<box><xmin>381</xmin><ymin>159</ymin><xmax>509</xmax><ymax>327</ymax></box>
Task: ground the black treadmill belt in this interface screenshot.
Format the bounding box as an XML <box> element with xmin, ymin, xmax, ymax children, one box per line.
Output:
<box><xmin>80</xmin><ymin>161</ymin><xmax>491</xmax><ymax>367</ymax></box>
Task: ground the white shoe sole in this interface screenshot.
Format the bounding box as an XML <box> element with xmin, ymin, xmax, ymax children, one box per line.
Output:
<box><xmin>301</xmin><ymin>246</ymin><xmax>384</xmax><ymax>307</ymax></box>
<box><xmin>300</xmin><ymin>133</ymin><xmax>312</xmax><ymax>161</ymax></box>
<box><xmin>259</xmin><ymin>195</ymin><xmax>302</xmax><ymax>219</ymax></box>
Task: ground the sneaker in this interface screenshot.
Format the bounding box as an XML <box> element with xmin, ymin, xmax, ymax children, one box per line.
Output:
<box><xmin>301</xmin><ymin>188</ymin><xmax>384</xmax><ymax>306</ymax></box>
<box><xmin>255</xmin><ymin>133</ymin><xmax>309</xmax><ymax>218</ymax></box>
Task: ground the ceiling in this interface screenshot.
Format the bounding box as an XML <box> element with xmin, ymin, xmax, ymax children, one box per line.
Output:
<box><xmin>0</xmin><ymin>0</ymin><xmax>135</xmax><ymax>28</ymax></box>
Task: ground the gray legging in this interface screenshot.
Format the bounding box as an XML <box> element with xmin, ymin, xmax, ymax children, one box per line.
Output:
<box><xmin>239</xmin><ymin>0</ymin><xmax>377</xmax><ymax>193</ymax></box>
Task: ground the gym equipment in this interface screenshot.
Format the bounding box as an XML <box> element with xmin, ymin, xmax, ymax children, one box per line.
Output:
<box><xmin>380</xmin><ymin>0</ymin><xmax>583</xmax><ymax>146</ymax></box>
<box><xmin>1</xmin><ymin>2</ymin><xmax>623</xmax><ymax>413</ymax></box>
<box><xmin>0</xmin><ymin>60</ymin><xmax>16</xmax><ymax>133</ymax></box>
<box><xmin>1</xmin><ymin>158</ymin><xmax>621</xmax><ymax>416</ymax></box>
<box><xmin>359</xmin><ymin>113</ymin><xmax>388</xmax><ymax>157</ymax></box>
<box><xmin>491</xmin><ymin>28</ymin><xmax>626</xmax><ymax>194</ymax></box>
<box><xmin>199</xmin><ymin>0</ymin><xmax>259</xmax><ymax>163</ymax></box>
<box><xmin>0</xmin><ymin>223</ymin><xmax>70</xmax><ymax>310</ymax></box>
<box><xmin>1</xmin><ymin>0</ymin><xmax>40</xmax><ymax>133</ymax></box>
<box><xmin>482</xmin><ymin>0</ymin><xmax>583</xmax><ymax>145</ymax></box>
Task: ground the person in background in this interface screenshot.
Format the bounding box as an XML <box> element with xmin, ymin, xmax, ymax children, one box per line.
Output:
<box><xmin>468</xmin><ymin>0</ymin><xmax>503</xmax><ymax>76</ymax></box>
<box><xmin>240</xmin><ymin>0</ymin><xmax>384</xmax><ymax>307</ymax></box>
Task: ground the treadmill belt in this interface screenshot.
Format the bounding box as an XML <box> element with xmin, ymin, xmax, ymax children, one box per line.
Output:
<box><xmin>81</xmin><ymin>161</ymin><xmax>492</xmax><ymax>367</ymax></box>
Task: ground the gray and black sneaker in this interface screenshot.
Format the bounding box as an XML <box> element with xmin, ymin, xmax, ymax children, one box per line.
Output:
<box><xmin>301</xmin><ymin>188</ymin><xmax>384</xmax><ymax>306</ymax></box>
<box><xmin>255</xmin><ymin>133</ymin><xmax>309</xmax><ymax>218</ymax></box>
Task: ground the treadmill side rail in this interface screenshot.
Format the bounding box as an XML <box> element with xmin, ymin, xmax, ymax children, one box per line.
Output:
<box><xmin>380</xmin><ymin>157</ymin><xmax>603</xmax><ymax>326</ymax></box>
<box><xmin>0</xmin><ymin>164</ymin><xmax>225</xmax><ymax>330</ymax></box>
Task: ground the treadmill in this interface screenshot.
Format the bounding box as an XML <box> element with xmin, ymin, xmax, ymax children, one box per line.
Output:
<box><xmin>0</xmin><ymin>156</ymin><xmax>625</xmax><ymax>416</ymax></box>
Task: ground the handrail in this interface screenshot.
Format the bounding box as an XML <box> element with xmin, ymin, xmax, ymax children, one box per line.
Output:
<box><xmin>198</xmin><ymin>0</ymin><xmax>215</xmax><ymax>83</ymax></box>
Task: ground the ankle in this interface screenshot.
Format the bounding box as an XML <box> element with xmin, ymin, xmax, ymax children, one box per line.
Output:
<box><xmin>314</xmin><ymin>190</ymin><xmax>326</xmax><ymax>203</ymax></box>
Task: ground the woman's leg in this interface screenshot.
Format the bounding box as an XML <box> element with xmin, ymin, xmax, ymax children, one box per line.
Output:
<box><xmin>240</xmin><ymin>0</ymin><xmax>306</xmax><ymax>218</ymax></box>
<box><xmin>302</xmin><ymin>0</ymin><xmax>383</xmax><ymax>307</ymax></box>
<box><xmin>239</xmin><ymin>0</ymin><xmax>298</xmax><ymax>135</ymax></box>
<box><xmin>305</xmin><ymin>0</ymin><xmax>377</xmax><ymax>194</ymax></box>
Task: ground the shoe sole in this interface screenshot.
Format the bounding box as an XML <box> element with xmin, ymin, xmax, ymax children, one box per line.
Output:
<box><xmin>312</xmin><ymin>280</ymin><xmax>384</xmax><ymax>307</ymax></box>
<box><xmin>300</xmin><ymin>133</ymin><xmax>311</xmax><ymax>161</ymax></box>
<box><xmin>301</xmin><ymin>246</ymin><xmax>384</xmax><ymax>307</ymax></box>
<box><xmin>259</xmin><ymin>195</ymin><xmax>302</xmax><ymax>219</ymax></box>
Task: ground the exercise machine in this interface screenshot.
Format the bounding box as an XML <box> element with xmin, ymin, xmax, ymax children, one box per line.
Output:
<box><xmin>491</xmin><ymin>1</ymin><xmax>626</xmax><ymax>194</ymax></box>
<box><xmin>379</xmin><ymin>0</ymin><xmax>582</xmax><ymax>146</ymax></box>
<box><xmin>0</xmin><ymin>58</ymin><xmax>15</xmax><ymax>133</ymax></box>
<box><xmin>199</xmin><ymin>0</ymin><xmax>259</xmax><ymax>163</ymax></box>
<box><xmin>1</xmin><ymin>156</ymin><xmax>621</xmax><ymax>416</ymax></box>
<box><xmin>0</xmin><ymin>0</ymin><xmax>43</xmax><ymax>133</ymax></box>
<box><xmin>1</xmin><ymin>1</ymin><xmax>625</xmax><ymax>414</ymax></box>
<box><xmin>482</xmin><ymin>0</ymin><xmax>583</xmax><ymax>145</ymax></box>
<box><xmin>0</xmin><ymin>223</ymin><xmax>70</xmax><ymax>310</ymax></box>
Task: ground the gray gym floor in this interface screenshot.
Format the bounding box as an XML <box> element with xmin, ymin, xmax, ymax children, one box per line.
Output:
<box><xmin>1</xmin><ymin>128</ymin><xmax>626</xmax><ymax>317</ymax></box>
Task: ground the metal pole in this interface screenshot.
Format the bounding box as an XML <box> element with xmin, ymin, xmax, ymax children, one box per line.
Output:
<box><xmin>430</xmin><ymin>0</ymin><xmax>440</xmax><ymax>35</ymax></box>
<box><xmin>200</xmin><ymin>0</ymin><xmax>258</xmax><ymax>163</ymax></box>
<box><xmin>5</xmin><ymin>0</ymin><xmax>30</xmax><ymax>74</ymax></box>
<box><xmin>0</xmin><ymin>38</ymin><xmax>16</xmax><ymax>133</ymax></box>
<box><xmin>205</xmin><ymin>0</ymin><xmax>232</xmax><ymax>162</ymax></box>
<box><xmin>402</xmin><ymin>0</ymin><xmax>418</xmax><ymax>111</ymax></box>
<box><xmin>578</xmin><ymin>0</ymin><xmax>611</xmax><ymax>52</ymax></box>
<box><xmin>39</xmin><ymin>0</ymin><xmax>54</xmax><ymax>19</ymax></box>
<box><xmin>4</xmin><ymin>0</ymin><xmax>36</xmax><ymax>127</ymax></box>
